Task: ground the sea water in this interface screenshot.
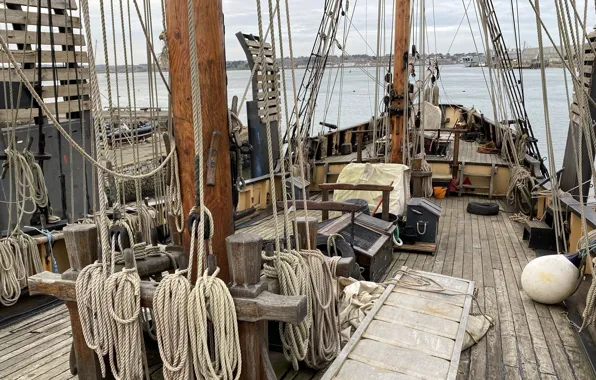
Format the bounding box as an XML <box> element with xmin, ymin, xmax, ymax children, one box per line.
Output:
<box><xmin>97</xmin><ymin>65</ymin><xmax>572</xmax><ymax>168</ymax></box>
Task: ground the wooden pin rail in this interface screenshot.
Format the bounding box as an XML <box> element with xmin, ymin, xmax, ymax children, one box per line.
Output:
<box><xmin>318</xmin><ymin>182</ymin><xmax>394</xmax><ymax>221</ymax></box>
<box><xmin>28</xmin><ymin>224</ymin><xmax>308</xmax><ymax>380</ymax></box>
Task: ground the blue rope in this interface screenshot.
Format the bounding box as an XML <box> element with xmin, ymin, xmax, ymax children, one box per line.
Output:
<box><xmin>26</xmin><ymin>226</ymin><xmax>58</xmax><ymax>273</ymax></box>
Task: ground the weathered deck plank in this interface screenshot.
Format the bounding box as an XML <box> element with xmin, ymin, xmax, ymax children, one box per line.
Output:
<box><xmin>0</xmin><ymin>196</ymin><xmax>594</xmax><ymax>380</ymax></box>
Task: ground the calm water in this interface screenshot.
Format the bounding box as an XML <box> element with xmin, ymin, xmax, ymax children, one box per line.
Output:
<box><xmin>97</xmin><ymin>65</ymin><xmax>572</xmax><ymax>168</ymax></box>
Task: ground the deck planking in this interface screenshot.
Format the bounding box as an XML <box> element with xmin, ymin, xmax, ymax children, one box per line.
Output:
<box><xmin>0</xmin><ymin>197</ymin><xmax>594</xmax><ymax>379</ymax></box>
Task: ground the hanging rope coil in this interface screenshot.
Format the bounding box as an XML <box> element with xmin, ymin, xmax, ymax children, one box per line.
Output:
<box><xmin>0</xmin><ymin>233</ymin><xmax>43</xmax><ymax>306</ymax></box>
<box><xmin>106</xmin><ymin>266</ymin><xmax>144</xmax><ymax>380</ymax></box>
<box><xmin>153</xmin><ymin>273</ymin><xmax>191</xmax><ymax>380</ymax></box>
<box><xmin>262</xmin><ymin>250</ymin><xmax>312</xmax><ymax>369</ymax></box>
<box><xmin>300</xmin><ymin>250</ymin><xmax>340</xmax><ymax>369</ymax></box>
<box><xmin>76</xmin><ymin>263</ymin><xmax>114</xmax><ymax>377</ymax></box>
<box><xmin>506</xmin><ymin>166</ymin><xmax>535</xmax><ymax>215</ymax></box>
<box><xmin>188</xmin><ymin>267</ymin><xmax>242</xmax><ymax>380</ymax></box>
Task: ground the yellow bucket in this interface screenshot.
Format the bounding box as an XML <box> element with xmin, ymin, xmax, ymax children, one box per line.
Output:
<box><xmin>433</xmin><ymin>186</ymin><xmax>447</xmax><ymax>199</ymax></box>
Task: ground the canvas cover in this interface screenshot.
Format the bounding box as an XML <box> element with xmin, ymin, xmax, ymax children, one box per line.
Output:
<box><xmin>334</xmin><ymin>163</ymin><xmax>411</xmax><ymax>216</ymax></box>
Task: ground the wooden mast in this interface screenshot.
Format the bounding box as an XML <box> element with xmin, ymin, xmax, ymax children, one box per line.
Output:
<box><xmin>390</xmin><ymin>0</ymin><xmax>411</xmax><ymax>164</ymax></box>
<box><xmin>166</xmin><ymin>0</ymin><xmax>233</xmax><ymax>281</ymax></box>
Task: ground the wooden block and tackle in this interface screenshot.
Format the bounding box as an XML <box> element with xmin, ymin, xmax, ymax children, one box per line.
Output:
<box><xmin>28</xmin><ymin>223</ymin><xmax>308</xmax><ymax>380</ymax></box>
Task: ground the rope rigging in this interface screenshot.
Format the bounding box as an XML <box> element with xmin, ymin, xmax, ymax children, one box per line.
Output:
<box><xmin>254</xmin><ymin>0</ymin><xmax>341</xmax><ymax>371</ymax></box>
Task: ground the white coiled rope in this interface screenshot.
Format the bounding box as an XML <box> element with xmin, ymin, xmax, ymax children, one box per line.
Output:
<box><xmin>76</xmin><ymin>262</ymin><xmax>114</xmax><ymax>377</ymax></box>
<box><xmin>153</xmin><ymin>273</ymin><xmax>191</xmax><ymax>380</ymax></box>
<box><xmin>262</xmin><ymin>250</ymin><xmax>312</xmax><ymax>369</ymax></box>
<box><xmin>106</xmin><ymin>266</ymin><xmax>144</xmax><ymax>380</ymax></box>
<box><xmin>0</xmin><ymin>234</ymin><xmax>43</xmax><ymax>306</ymax></box>
<box><xmin>188</xmin><ymin>267</ymin><xmax>242</xmax><ymax>379</ymax></box>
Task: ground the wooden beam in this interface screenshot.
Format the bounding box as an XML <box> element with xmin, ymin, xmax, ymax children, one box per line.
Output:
<box><xmin>0</xmin><ymin>50</ymin><xmax>88</xmax><ymax>63</ymax></box>
<box><xmin>318</xmin><ymin>183</ymin><xmax>394</xmax><ymax>192</ymax></box>
<box><xmin>167</xmin><ymin>0</ymin><xmax>234</xmax><ymax>282</ymax></box>
<box><xmin>0</xmin><ymin>68</ymin><xmax>90</xmax><ymax>82</ymax></box>
<box><xmin>0</xmin><ymin>29</ymin><xmax>85</xmax><ymax>46</ymax></box>
<box><xmin>276</xmin><ymin>200</ymin><xmax>362</xmax><ymax>213</ymax></box>
<box><xmin>28</xmin><ymin>272</ymin><xmax>307</xmax><ymax>324</ymax></box>
<box><xmin>390</xmin><ymin>0</ymin><xmax>411</xmax><ymax>164</ymax></box>
<box><xmin>0</xmin><ymin>100</ymin><xmax>91</xmax><ymax>121</ymax></box>
<box><xmin>0</xmin><ymin>9</ymin><xmax>81</xmax><ymax>28</ymax></box>
<box><xmin>3</xmin><ymin>0</ymin><xmax>77</xmax><ymax>9</ymax></box>
<box><xmin>296</xmin><ymin>216</ymin><xmax>318</xmax><ymax>250</ymax></box>
<box><xmin>41</xmin><ymin>83</ymin><xmax>90</xmax><ymax>98</ymax></box>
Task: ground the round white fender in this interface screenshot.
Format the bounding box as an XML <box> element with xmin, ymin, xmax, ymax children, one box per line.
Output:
<box><xmin>521</xmin><ymin>255</ymin><xmax>580</xmax><ymax>305</ymax></box>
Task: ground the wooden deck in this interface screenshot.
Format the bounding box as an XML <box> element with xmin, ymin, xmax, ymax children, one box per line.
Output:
<box><xmin>0</xmin><ymin>305</ymin><xmax>75</xmax><ymax>380</ymax></box>
<box><xmin>246</xmin><ymin>195</ymin><xmax>595</xmax><ymax>380</ymax></box>
<box><xmin>0</xmin><ymin>196</ymin><xmax>594</xmax><ymax>379</ymax></box>
<box><xmin>458</xmin><ymin>140</ymin><xmax>507</xmax><ymax>166</ymax></box>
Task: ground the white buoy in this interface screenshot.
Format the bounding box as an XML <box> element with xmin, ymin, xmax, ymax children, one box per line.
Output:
<box><xmin>521</xmin><ymin>255</ymin><xmax>580</xmax><ymax>304</ymax></box>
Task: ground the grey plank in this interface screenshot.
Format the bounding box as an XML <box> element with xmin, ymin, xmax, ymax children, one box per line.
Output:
<box><xmin>348</xmin><ymin>339</ymin><xmax>450</xmax><ymax>380</ymax></box>
<box><xmin>442</xmin><ymin>201</ymin><xmax>458</xmax><ymax>277</ymax></box>
<box><xmin>519</xmin><ymin>290</ymin><xmax>556</xmax><ymax>375</ymax></box>
<box><xmin>408</xmin><ymin>270</ymin><xmax>470</xmax><ymax>293</ymax></box>
<box><xmin>374</xmin><ymin>304</ymin><xmax>459</xmax><ymax>339</ymax></box>
<box><xmin>493</xmin><ymin>269</ymin><xmax>518</xmax><ymax>368</ymax></box>
<box><xmin>392</xmin><ymin>286</ymin><xmax>467</xmax><ymax>307</ymax></box>
<box><xmin>484</xmin><ymin>286</ymin><xmax>503</xmax><ymax>379</ymax></box>
<box><xmin>335</xmin><ymin>360</ymin><xmax>418</xmax><ymax>380</ymax></box>
<box><xmin>538</xmin><ymin>316</ymin><xmax>576</xmax><ymax>379</ymax></box>
<box><xmin>384</xmin><ymin>292</ymin><xmax>463</xmax><ymax>322</ymax></box>
<box><xmin>322</xmin><ymin>273</ymin><xmax>405</xmax><ymax>380</ymax></box>
<box><xmin>16</xmin><ymin>342</ymin><xmax>71</xmax><ymax>380</ymax></box>
<box><xmin>363</xmin><ymin>319</ymin><xmax>455</xmax><ymax>360</ymax></box>
<box><xmin>0</xmin><ymin>334</ymin><xmax>72</xmax><ymax>378</ymax></box>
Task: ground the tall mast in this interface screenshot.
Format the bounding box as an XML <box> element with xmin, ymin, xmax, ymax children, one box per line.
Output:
<box><xmin>390</xmin><ymin>0</ymin><xmax>411</xmax><ymax>164</ymax></box>
<box><xmin>166</xmin><ymin>0</ymin><xmax>233</xmax><ymax>281</ymax></box>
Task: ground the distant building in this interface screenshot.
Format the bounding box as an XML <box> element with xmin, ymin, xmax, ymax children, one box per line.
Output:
<box><xmin>520</xmin><ymin>46</ymin><xmax>566</xmax><ymax>67</ymax></box>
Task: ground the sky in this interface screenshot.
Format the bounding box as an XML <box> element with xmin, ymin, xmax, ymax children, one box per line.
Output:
<box><xmin>89</xmin><ymin>0</ymin><xmax>595</xmax><ymax>65</ymax></box>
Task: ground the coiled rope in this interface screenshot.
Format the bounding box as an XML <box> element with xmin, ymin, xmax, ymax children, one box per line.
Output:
<box><xmin>0</xmin><ymin>233</ymin><xmax>42</xmax><ymax>306</ymax></box>
<box><xmin>106</xmin><ymin>265</ymin><xmax>144</xmax><ymax>380</ymax></box>
<box><xmin>255</xmin><ymin>0</ymin><xmax>340</xmax><ymax>370</ymax></box>
<box><xmin>152</xmin><ymin>0</ymin><xmax>242</xmax><ymax>375</ymax></box>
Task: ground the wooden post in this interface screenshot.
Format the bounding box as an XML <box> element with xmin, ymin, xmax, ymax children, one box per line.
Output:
<box><xmin>296</xmin><ymin>216</ymin><xmax>318</xmax><ymax>250</ymax></box>
<box><xmin>390</xmin><ymin>0</ymin><xmax>411</xmax><ymax>164</ymax></box>
<box><xmin>452</xmin><ymin>132</ymin><xmax>460</xmax><ymax>178</ymax></box>
<box><xmin>166</xmin><ymin>213</ymin><xmax>183</xmax><ymax>252</ymax></box>
<box><xmin>382</xmin><ymin>190</ymin><xmax>390</xmax><ymax>221</ymax></box>
<box><xmin>166</xmin><ymin>0</ymin><xmax>233</xmax><ymax>281</ymax></box>
<box><xmin>226</xmin><ymin>233</ymin><xmax>268</xmax><ymax>380</ymax></box>
<box><xmin>356</xmin><ymin>131</ymin><xmax>363</xmax><ymax>163</ymax></box>
<box><xmin>62</xmin><ymin>224</ymin><xmax>104</xmax><ymax>380</ymax></box>
<box><xmin>321</xmin><ymin>189</ymin><xmax>329</xmax><ymax>220</ymax></box>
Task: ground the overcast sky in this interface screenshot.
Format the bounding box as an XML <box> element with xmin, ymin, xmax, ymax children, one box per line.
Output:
<box><xmin>90</xmin><ymin>0</ymin><xmax>595</xmax><ymax>64</ymax></box>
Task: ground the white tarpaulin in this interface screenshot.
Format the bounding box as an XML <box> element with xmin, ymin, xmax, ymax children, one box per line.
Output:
<box><xmin>333</xmin><ymin>163</ymin><xmax>411</xmax><ymax>216</ymax></box>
